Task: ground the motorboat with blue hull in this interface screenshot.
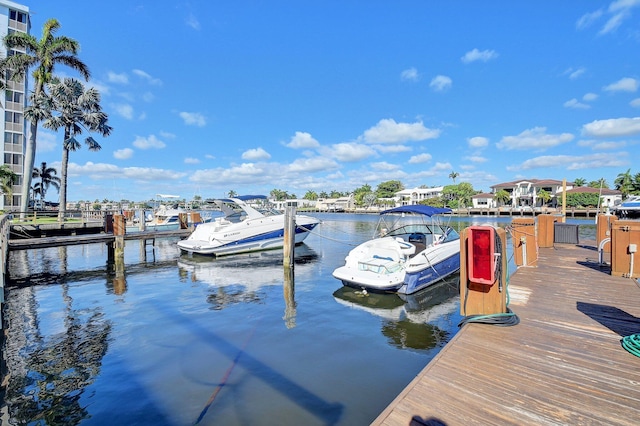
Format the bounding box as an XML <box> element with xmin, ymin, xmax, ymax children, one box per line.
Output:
<box><xmin>177</xmin><ymin>195</ymin><xmax>320</xmax><ymax>256</ymax></box>
<box><xmin>332</xmin><ymin>205</ymin><xmax>460</xmax><ymax>295</ymax></box>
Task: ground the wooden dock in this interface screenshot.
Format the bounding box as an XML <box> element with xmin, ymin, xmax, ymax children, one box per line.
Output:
<box><xmin>7</xmin><ymin>228</ymin><xmax>191</xmax><ymax>250</ymax></box>
<box><xmin>373</xmin><ymin>242</ymin><xmax>640</xmax><ymax>426</ymax></box>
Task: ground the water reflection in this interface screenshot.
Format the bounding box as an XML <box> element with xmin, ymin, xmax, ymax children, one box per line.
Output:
<box><xmin>177</xmin><ymin>245</ymin><xmax>319</xmax><ymax>324</ymax></box>
<box><xmin>333</xmin><ymin>275</ymin><xmax>460</xmax><ymax>352</ymax></box>
<box><xmin>3</xmin><ymin>286</ymin><xmax>112</xmax><ymax>425</ymax></box>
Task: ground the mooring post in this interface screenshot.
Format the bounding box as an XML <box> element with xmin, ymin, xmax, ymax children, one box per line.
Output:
<box><xmin>138</xmin><ymin>208</ymin><xmax>145</xmax><ymax>231</ymax></box>
<box><xmin>113</xmin><ymin>214</ymin><xmax>126</xmax><ymax>294</ymax></box>
<box><xmin>283</xmin><ymin>201</ymin><xmax>297</xmax><ymax>268</ymax></box>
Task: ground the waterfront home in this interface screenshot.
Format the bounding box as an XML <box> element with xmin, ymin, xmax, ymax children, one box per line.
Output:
<box><xmin>471</xmin><ymin>193</ymin><xmax>497</xmax><ymax>209</ymax></box>
<box><xmin>490</xmin><ymin>179</ymin><xmax>574</xmax><ymax>208</ymax></box>
<box><xmin>315</xmin><ymin>195</ymin><xmax>354</xmax><ymax>211</ymax></box>
<box><xmin>395</xmin><ymin>186</ymin><xmax>444</xmax><ymax>205</ymax></box>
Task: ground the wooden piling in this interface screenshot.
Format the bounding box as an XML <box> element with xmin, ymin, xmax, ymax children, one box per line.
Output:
<box><xmin>283</xmin><ymin>202</ymin><xmax>296</xmax><ymax>268</ymax></box>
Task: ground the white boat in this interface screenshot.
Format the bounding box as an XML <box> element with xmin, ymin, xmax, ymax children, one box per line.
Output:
<box><xmin>177</xmin><ymin>195</ymin><xmax>321</xmax><ymax>256</ymax></box>
<box><xmin>332</xmin><ymin>205</ymin><xmax>460</xmax><ymax>295</ymax></box>
<box><xmin>126</xmin><ymin>194</ymin><xmax>213</xmax><ymax>233</ymax></box>
<box><xmin>614</xmin><ymin>195</ymin><xmax>640</xmax><ymax>218</ymax></box>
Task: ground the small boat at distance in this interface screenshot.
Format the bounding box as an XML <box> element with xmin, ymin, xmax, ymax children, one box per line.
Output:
<box><xmin>177</xmin><ymin>195</ymin><xmax>320</xmax><ymax>256</ymax></box>
<box><xmin>332</xmin><ymin>205</ymin><xmax>460</xmax><ymax>294</ymax></box>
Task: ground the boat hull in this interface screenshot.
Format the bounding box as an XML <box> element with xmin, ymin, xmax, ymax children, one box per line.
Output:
<box><xmin>177</xmin><ymin>220</ymin><xmax>319</xmax><ymax>256</ymax></box>
<box><xmin>399</xmin><ymin>251</ymin><xmax>460</xmax><ymax>294</ymax></box>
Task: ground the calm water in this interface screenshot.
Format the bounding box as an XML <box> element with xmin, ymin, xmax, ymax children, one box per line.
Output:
<box><xmin>1</xmin><ymin>214</ymin><xmax>596</xmax><ymax>425</ymax></box>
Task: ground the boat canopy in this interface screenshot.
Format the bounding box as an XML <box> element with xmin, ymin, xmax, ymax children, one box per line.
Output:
<box><xmin>380</xmin><ymin>205</ymin><xmax>452</xmax><ymax>216</ymax></box>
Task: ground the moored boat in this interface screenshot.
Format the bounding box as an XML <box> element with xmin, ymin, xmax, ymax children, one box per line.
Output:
<box><xmin>332</xmin><ymin>205</ymin><xmax>460</xmax><ymax>294</ymax></box>
<box><xmin>177</xmin><ymin>195</ymin><xmax>320</xmax><ymax>256</ymax></box>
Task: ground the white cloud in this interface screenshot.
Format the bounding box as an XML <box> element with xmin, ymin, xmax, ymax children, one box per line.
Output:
<box><xmin>34</xmin><ymin>130</ymin><xmax>57</xmax><ymax>153</ymax></box>
<box><xmin>400</xmin><ymin>67</ymin><xmax>419</xmax><ymax>82</ymax></box>
<box><xmin>288</xmin><ymin>157</ymin><xmax>339</xmax><ymax>173</ymax></box>
<box><xmin>429</xmin><ymin>75</ymin><xmax>452</xmax><ymax>92</ymax></box>
<box><xmin>576</xmin><ymin>9</ymin><xmax>603</xmax><ymax>29</ymax></box>
<box><xmin>466</xmin><ymin>155</ymin><xmax>488</xmax><ymax>163</ymax></box>
<box><xmin>68</xmin><ymin>162</ymin><xmax>186</xmax><ymax>181</ymax></box>
<box><xmin>373</xmin><ymin>144</ymin><xmax>412</xmax><ymax>153</ymax></box>
<box><xmin>566</xmin><ymin>67</ymin><xmax>586</xmax><ymax>80</ymax></box>
<box><xmin>583</xmin><ymin>92</ymin><xmax>599</xmax><ymax>101</ymax></box>
<box><xmin>467</xmin><ymin>136</ymin><xmax>489</xmax><ymax>148</ymax></box>
<box><xmin>408</xmin><ymin>153</ymin><xmax>432</xmax><ymax>164</ymax></box>
<box><xmin>184</xmin><ymin>157</ymin><xmax>200</xmax><ymax>164</ymax></box>
<box><xmin>186</xmin><ymin>14</ymin><xmax>200</xmax><ymax>30</ymax></box>
<box><xmin>461</xmin><ymin>48</ymin><xmax>498</xmax><ymax>64</ymax></box>
<box><xmin>603</xmin><ymin>77</ymin><xmax>639</xmax><ymax>92</ymax></box>
<box><xmin>582</xmin><ymin>116</ymin><xmax>640</xmax><ymax>137</ymax></box>
<box><xmin>179</xmin><ymin>111</ymin><xmax>207</xmax><ymax>127</ymax></box>
<box><xmin>113</xmin><ymin>148</ymin><xmax>134</xmax><ymax>160</ymax></box>
<box><xmin>497</xmin><ymin>127</ymin><xmax>574</xmax><ymax>150</ymax></box>
<box><xmin>507</xmin><ymin>152</ymin><xmax>628</xmax><ymax>171</ymax></box>
<box><xmin>631</xmin><ymin>98</ymin><xmax>640</xmax><ymax>107</ymax></box>
<box><xmin>327</xmin><ymin>142</ymin><xmax>376</xmax><ymax>162</ymax></box>
<box><xmin>112</xmin><ymin>103</ymin><xmax>134</xmax><ymax>119</ymax></box>
<box><xmin>287</xmin><ymin>131</ymin><xmax>320</xmax><ymax>149</ymax></box>
<box><xmin>363</xmin><ymin>119</ymin><xmax>440</xmax><ymax>143</ymax></box>
<box><xmin>190</xmin><ymin>163</ymin><xmax>271</xmax><ymax>185</ymax></box>
<box><xmin>370</xmin><ymin>162</ymin><xmax>400</xmax><ymax>171</ymax></box>
<box><xmin>242</xmin><ymin>147</ymin><xmax>271</xmax><ymax>161</ymax></box>
<box><xmin>107</xmin><ymin>71</ymin><xmax>128</xmax><ymax>84</ymax></box>
<box><xmin>432</xmin><ymin>162</ymin><xmax>453</xmax><ymax>171</ymax></box>
<box><xmin>132</xmin><ymin>69</ymin><xmax>162</xmax><ymax>85</ymax></box>
<box><xmin>564</xmin><ymin>98</ymin><xmax>590</xmax><ymax>109</ymax></box>
<box><xmin>133</xmin><ymin>135</ymin><xmax>166</xmax><ymax>150</ymax></box>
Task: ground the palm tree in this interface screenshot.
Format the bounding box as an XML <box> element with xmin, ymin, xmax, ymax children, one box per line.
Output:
<box><xmin>32</xmin><ymin>162</ymin><xmax>61</xmax><ymax>204</ymax></box>
<box><xmin>573</xmin><ymin>177</ymin><xmax>586</xmax><ymax>187</ymax></box>
<box><xmin>0</xmin><ymin>18</ymin><xmax>90</xmax><ymax>219</ymax></box>
<box><xmin>495</xmin><ymin>189</ymin><xmax>511</xmax><ymax>207</ymax></box>
<box><xmin>0</xmin><ymin>164</ymin><xmax>18</xmax><ymax>201</ymax></box>
<box><xmin>448</xmin><ymin>171</ymin><xmax>459</xmax><ymax>185</ymax></box>
<box><xmin>614</xmin><ymin>169</ymin><xmax>634</xmax><ymax>199</ymax></box>
<box><xmin>37</xmin><ymin>78</ymin><xmax>111</xmax><ymax>221</ymax></box>
<box><xmin>228</xmin><ymin>190</ymin><xmax>237</xmax><ymax>198</ymax></box>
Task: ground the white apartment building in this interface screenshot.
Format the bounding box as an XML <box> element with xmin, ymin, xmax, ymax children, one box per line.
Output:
<box><xmin>0</xmin><ymin>0</ymin><xmax>30</xmax><ymax>210</ymax></box>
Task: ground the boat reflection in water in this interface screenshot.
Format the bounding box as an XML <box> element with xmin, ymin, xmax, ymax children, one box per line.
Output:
<box><xmin>333</xmin><ymin>274</ymin><xmax>460</xmax><ymax>351</ymax></box>
<box><xmin>178</xmin><ymin>244</ymin><xmax>319</xmax><ymax>311</ymax></box>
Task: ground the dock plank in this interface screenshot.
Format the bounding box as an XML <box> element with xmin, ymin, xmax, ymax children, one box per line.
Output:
<box><xmin>373</xmin><ymin>242</ymin><xmax>640</xmax><ymax>426</ymax></box>
<box><xmin>7</xmin><ymin>228</ymin><xmax>191</xmax><ymax>250</ymax></box>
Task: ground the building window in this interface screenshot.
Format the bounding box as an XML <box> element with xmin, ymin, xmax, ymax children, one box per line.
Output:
<box><xmin>4</xmin><ymin>132</ymin><xmax>22</xmax><ymax>144</ymax></box>
<box><xmin>10</xmin><ymin>10</ymin><xmax>28</xmax><ymax>24</ymax></box>
<box><xmin>4</xmin><ymin>111</ymin><xmax>22</xmax><ymax>123</ymax></box>
<box><xmin>5</xmin><ymin>90</ymin><xmax>23</xmax><ymax>103</ymax></box>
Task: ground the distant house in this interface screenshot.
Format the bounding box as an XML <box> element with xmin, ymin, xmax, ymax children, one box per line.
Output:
<box><xmin>471</xmin><ymin>193</ymin><xmax>497</xmax><ymax>209</ymax></box>
<box><xmin>395</xmin><ymin>186</ymin><xmax>444</xmax><ymax>205</ymax></box>
<box><xmin>315</xmin><ymin>195</ymin><xmax>354</xmax><ymax>211</ymax></box>
<box><xmin>490</xmin><ymin>179</ymin><xmax>574</xmax><ymax>207</ymax></box>
<box><xmin>271</xmin><ymin>198</ymin><xmax>318</xmax><ymax>210</ymax></box>
<box><xmin>563</xmin><ymin>187</ymin><xmax>622</xmax><ymax>209</ymax></box>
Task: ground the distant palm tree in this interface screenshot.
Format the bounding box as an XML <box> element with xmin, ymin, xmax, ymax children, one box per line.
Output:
<box><xmin>36</xmin><ymin>77</ymin><xmax>111</xmax><ymax>221</ymax></box>
<box><xmin>0</xmin><ymin>18</ymin><xmax>90</xmax><ymax>219</ymax></box>
<box><xmin>573</xmin><ymin>178</ymin><xmax>586</xmax><ymax>187</ymax></box>
<box><xmin>0</xmin><ymin>164</ymin><xmax>18</xmax><ymax>200</ymax></box>
<box><xmin>228</xmin><ymin>190</ymin><xmax>237</xmax><ymax>198</ymax></box>
<box><xmin>614</xmin><ymin>169</ymin><xmax>634</xmax><ymax>199</ymax></box>
<box><xmin>448</xmin><ymin>171</ymin><xmax>459</xmax><ymax>184</ymax></box>
<box><xmin>32</xmin><ymin>161</ymin><xmax>61</xmax><ymax>203</ymax></box>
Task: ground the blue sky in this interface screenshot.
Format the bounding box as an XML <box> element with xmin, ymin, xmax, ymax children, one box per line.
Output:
<box><xmin>25</xmin><ymin>0</ymin><xmax>640</xmax><ymax>202</ymax></box>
